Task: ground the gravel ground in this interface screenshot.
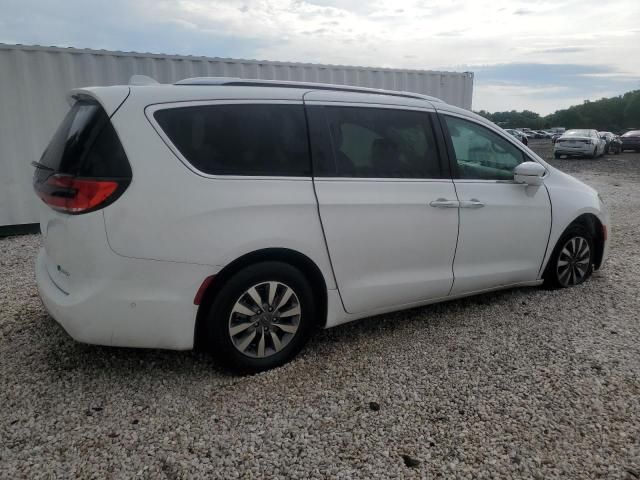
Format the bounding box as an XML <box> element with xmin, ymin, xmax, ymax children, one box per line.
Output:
<box><xmin>1</xmin><ymin>142</ymin><xmax>639</xmax><ymax>479</ymax></box>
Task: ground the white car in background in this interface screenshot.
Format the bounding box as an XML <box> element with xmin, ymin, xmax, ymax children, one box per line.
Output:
<box><xmin>33</xmin><ymin>78</ymin><xmax>610</xmax><ymax>372</ymax></box>
<box><xmin>504</xmin><ymin>128</ymin><xmax>528</xmax><ymax>145</ymax></box>
<box><xmin>554</xmin><ymin>129</ymin><xmax>606</xmax><ymax>159</ymax></box>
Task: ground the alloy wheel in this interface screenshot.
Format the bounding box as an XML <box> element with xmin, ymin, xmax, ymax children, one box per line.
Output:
<box><xmin>556</xmin><ymin>236</ymin><xmax>591</xmax><ymax>287</ymax></box>
<box><xmin>228</xmin><ymin>281</ymin><xmax>301</xmax><ymax>358</ymax></box>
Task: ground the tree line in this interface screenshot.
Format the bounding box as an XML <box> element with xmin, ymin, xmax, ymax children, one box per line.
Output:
<box><xmin>476</xmin><ymin>89</ymin><xmax>640</xmax><ymax>133</ymax></box>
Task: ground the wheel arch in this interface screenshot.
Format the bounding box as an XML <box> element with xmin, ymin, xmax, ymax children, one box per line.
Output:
<box><xmin>573</xmin><ymin>213</ymin><xmax>605</xmax><ymax>270</ymax></box>
<box><xmin>193</xmin><ymin>248</ymin><xmax>328</xmax><ymax>350</ymax></box>
<box><xmin>546</xmin><ymin>213</ymin><xmax>605</xmax><ymax>274</ymax></box>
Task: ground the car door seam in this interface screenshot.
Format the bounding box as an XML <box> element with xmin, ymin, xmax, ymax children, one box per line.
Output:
<box><xmin>537</xmin><ymin>184</ymin><xmax>555</xmax><ymax>278</ymax></box>
<box><xmin>447</xmin><ymin>179</ymin><xmax>461</xmax><ymax>296</ymax></box>
<box><xmin>302</xmin><ymin>92</ymin><xmax>349</xmax><ymax>313</ymax></box>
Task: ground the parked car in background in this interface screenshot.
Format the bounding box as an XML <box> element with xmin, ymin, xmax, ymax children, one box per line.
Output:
<box><xmin>609</xmin><ymin>135</ymin><xmax>623</xmax><ymax>154</ymax></box>
<box><xmin>521</xmin><ymin>129</ymin><xmax>544</xmax><ymax>139</ymax></box>
<box><xmin>621</xmin><ymin>130</ymin><xmax>640</xmax><ymax>152</ymax></box>
<box><xmin>599</xmin><ymin>132</ymin><xmax>622</xmax><ymax>154</ymax></box>
<box><xmin>554</xmin><ymin>129</ymin><xmax>606</xmax><ymax>158</ymax></box>
<box><xmin>33</xmin><ymin>78</ymin><xmax>610</xmax><ymax>372</ymax></box>
<box><xmin>517</xmin><ymin>129</ymin><xmax>536</xmax><ymax>140</ymax></box>
<box><xmin>505</xmin><ymin>128</ymin><xmax>528</xmax><ymax>145</ymax></box>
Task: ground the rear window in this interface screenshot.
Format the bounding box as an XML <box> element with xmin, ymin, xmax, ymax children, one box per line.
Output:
<box><xmin>154</xmin><ymin>104</ymin><xmax>311</xmax><ymax>176</ymax></box>
<box><xmin>37</xmin><ymin>99</ymin><xmax>130</xmax><ymax>180</ymax></box>
<box><xmin>564</xmin><ymin>130</ymin><xmax>591</xmax><ymax>137</ymax></box>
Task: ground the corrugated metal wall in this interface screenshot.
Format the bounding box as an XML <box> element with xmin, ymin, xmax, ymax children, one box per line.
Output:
<box><xmin>0</xmin><ymin>43</ymin><xmax>474</xmax><ymax>227</ymax></box>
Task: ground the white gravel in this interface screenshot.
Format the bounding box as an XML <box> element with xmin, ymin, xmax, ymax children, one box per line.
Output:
<box><xmin>1</xmin><ymin>143</ymin><xmax>639</xmax><ymax>479</ymax></box>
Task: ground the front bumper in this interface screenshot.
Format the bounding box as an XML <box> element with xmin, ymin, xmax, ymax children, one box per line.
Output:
<box><xmin>36</xmin><ymin>248</ymin><xmax>219</xmax><ymax>350</ymax></box>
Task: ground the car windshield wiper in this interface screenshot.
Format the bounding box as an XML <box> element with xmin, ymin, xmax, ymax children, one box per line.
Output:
<box><xmin>31</xmin><ymin>161</ymin><xmax>55</xmax><ymax>172</ymax></box>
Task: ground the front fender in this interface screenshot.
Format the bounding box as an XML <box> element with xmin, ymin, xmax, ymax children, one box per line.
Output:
<box><xmin>540</xmin><ymin>168</ymin><xmax>609</xmax><ymax>276</ymax></box>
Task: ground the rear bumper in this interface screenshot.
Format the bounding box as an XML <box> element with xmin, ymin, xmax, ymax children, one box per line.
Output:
<box><xmin>554</xmin><ymin>144</ymin><xmax>594</xmax><ymax>155</ymax></box>
<box><xmin>621</xmin><ymin>141</ymin><xmax>640</xmax><ymax>150</ymax></box>
<box><xmin>36</xmin><ymin>248</ymin><xmax>219</xmax><ymax>350</ymax></box>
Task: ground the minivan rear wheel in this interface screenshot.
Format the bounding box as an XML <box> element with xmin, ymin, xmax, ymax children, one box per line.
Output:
<box><xmin>205</xmin><ymin>261</ymin><xmax>315</xmax><ymax>372</ymax></box>
<box><xmin>544</xmin><ymin>225</ymin><xmax>594</xmax><ymax>288</ymax></box>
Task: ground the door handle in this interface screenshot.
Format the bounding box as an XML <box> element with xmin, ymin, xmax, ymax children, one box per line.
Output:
<box><xmin>459</xmin><ymin>199</ymin><xmax>485</xmax><ymax>209</ymax></box>
<box><xmin>429</xmin><ymin>198</ymin><xmax>460</xmax><ymax>208</ymax></box>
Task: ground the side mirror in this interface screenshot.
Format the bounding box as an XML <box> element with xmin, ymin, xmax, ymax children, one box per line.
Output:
<box><xmin>514</xmin><ymin>161</ymin><xmax>546</xmax><ymax>186</ymax></box>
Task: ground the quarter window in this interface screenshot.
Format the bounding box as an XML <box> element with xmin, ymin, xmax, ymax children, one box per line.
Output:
<box><xmin>317</xmin><ymin>106</ymin><xmax>442</xmax><ymax>178</ymax></box>
<box><xmin>444</xmin><ymin>116</ymin><xmax>524</xmax><ymax>181</ymax></box>
<box><xmin>154</xmin><ymin>104</ymin><xmax>311</xmax><ymax>176</ymax></box>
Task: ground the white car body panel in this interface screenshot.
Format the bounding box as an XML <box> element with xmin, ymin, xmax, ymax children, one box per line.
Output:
<box><xmin>538</xmin><ymin>169</ymin><xmax>609</xmax><ymax>275</ymax></box>
<box><xmin>450</xmin><ymin>180</ymin><xmax>551</xmax><ymax>294</ymax></box>
<box><xmin>36</xmin><ymin>207</ymin><xmax>218</xmax><ymax>349</ymax></box>
<box><xmin>313</xmin><ymin>177</ymin><xmax>459</xmax><ymax>314</ymax></box>
<box><xmin>34</xmin><ymin>82</ymin><xmax>610</xmax><ymax>352</ymax></box>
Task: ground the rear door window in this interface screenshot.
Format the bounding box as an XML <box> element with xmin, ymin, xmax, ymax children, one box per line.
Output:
<box><xmin>311</xmin><ymin>106</ymin><xmax>442</xmax><ymax>178</ymax></box>
<box><xmin>153</xmin><ymin>104</ymin><xmax>311</xmax><ymax>177</ymax></box>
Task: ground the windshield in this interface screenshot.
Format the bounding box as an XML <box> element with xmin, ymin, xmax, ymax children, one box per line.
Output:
<box><xmin>622</xmin><ymin>130</ymin><xmax>640</xmax><ymax>137</ymax></box>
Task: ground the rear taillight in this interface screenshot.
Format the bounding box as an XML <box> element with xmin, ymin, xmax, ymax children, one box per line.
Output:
<box><xmin>34</xmin><ymin>174</ymin><xmax>125</xmax><ymax>214</ymax></box>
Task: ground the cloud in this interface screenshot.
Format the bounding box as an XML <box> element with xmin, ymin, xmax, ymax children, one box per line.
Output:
<box><xmin>536</xmin><ymin>47</ymin><xmax>588</xmax><ymax>54</ymax></box>
<box><xmin>471</xmin><ymin>63</ymin><xmax>640</xmax><ymax>113</ymax></box>
<box><xmin>0</xmin><ymin>0</ymin><xmax>639</xmax><ymax>113</ymax></box>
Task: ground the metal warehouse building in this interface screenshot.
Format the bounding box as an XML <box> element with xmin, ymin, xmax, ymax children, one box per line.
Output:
<box><xmin>0</xmin><ymin>43</ymin><xmax>474</xmax><ymax>231</ymax></box>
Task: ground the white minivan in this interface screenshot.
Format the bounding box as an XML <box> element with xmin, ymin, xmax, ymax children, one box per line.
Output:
<box><xmin>34</xmin><ymin>78</ymin><xmax>609</xmax><ymax>372</ymax></box>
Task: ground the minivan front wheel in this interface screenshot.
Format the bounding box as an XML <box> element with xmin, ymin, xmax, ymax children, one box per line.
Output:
<box><xmin>205</xmin><ymin>261</ymin><xmax>315</xmax><ymax>372</ymax></box>
<box><xmin>544</xmin><ymin>225</ymin><xmax>594</xmax><ymax>288</ymax></box>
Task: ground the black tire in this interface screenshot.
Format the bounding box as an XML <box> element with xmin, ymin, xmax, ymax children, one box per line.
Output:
<box><xmin>543</xmin><ymin>224</ymin><xmax>594</xmax><ymax>289</ymax></box>
<box><xmin>204</xmin><ymin>261</ymin><xmax>316</xmax><ymax>373</ymax></box>
<box><xmin>554</xmin><ymin>152</ymin><xmax>561</xmax><ymax>159</ymax></box>
<box><xmin>588</xmin><ymin>147</ymin><xmax>597</xmax><ymax>159</ymax></box>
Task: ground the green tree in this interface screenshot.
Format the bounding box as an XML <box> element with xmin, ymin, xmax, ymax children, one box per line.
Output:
<box><xmin>477</xmin><ymin>89</ymin><xmax>640</xmax><ymax>133</ymax></box>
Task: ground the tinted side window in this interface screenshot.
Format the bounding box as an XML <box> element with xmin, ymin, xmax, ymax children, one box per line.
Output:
<box><xmin>319</xmin><ymin>107</ymin><xmax>442</xmax><ymax>178</ymax></box>
<box><xmin>154</xmin><ymin>104</ymin><xmax>310</xmax><ymax>176</ymax></box>
<box><xmin>444</xmin><ymin>116</ymin><xmax>524</xmax><ymax>181</ymax></box>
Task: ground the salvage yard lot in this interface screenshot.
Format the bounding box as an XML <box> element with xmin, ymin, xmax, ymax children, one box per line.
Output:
<box><xmin>1</xmin><ymin>141</ymin><xmax>639</xmax><ymax>479</ymax></box>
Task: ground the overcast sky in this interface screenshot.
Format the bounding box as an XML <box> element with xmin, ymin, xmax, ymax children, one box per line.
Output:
<box><xmin>1</xmin><ymin>0</ymin><xmax>639</xmax><ymax>114</ymax></box>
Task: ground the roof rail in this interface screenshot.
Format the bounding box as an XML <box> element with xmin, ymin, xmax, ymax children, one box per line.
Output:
<box><xmin>173</xmin><ymin>77</ymin><xmax>443</xmax><ymax>103</ymax></box>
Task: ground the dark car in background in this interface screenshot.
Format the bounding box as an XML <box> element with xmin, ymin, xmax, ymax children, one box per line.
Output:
<box><xmin>621</xmin><ymin>130</ymin><xmax>640</xmax><ymax>152</ymax></box>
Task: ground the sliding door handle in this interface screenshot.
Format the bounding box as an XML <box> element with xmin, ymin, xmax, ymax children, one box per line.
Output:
<box><xmin>429</xmin><ymin>198</ymin><xmax>460</xmax><ymax>208</ymax></box>
<box><xmin>460</xmin><ymin>199</ymin><xmax>485</xmax><ymax>209</ymax></box>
